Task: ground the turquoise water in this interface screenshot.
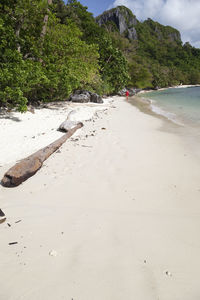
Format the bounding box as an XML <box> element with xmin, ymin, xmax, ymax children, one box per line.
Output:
<box><xmin>141</xmin><ymin>87</ymin><xmax>200</xmax><ymax>126</ymax></box>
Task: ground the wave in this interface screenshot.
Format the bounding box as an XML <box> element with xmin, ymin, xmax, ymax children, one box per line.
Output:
<box><xmin>150</xmin><ymin>101</ymin><xmax>184</xmax><ymax>126</ymax></box>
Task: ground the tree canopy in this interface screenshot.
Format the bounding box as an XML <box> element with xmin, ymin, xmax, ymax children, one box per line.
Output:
<box><xmin>0</xmin><ymin>0</ymin><xmax>129</xmax><ymax>111</ymax></box>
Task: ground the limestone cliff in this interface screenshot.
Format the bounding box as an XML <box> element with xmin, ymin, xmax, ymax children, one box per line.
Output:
<box><xmin>96</xmin><ymin>6</ymin><xmax>138</xmax><ymax>40</ymax></box>
<box><xmin>96</xmin><ymin>6</ymin><xmax>181</xmax><ymax>44</ymax></box>
<box><xmin>144</xmin><ymin>18</ymin><xmax>181</xmax><ymax>44</ymax></box>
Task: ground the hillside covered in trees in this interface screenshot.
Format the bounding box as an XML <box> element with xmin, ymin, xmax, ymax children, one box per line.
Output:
<box><xmin>1</xmin><ymin>0</ymin><xmax>200</xmax><ymax>111</ymax></box>
<box><xmin>97</xmin><ymin>6</ymin><xmax>200</xmax><ymax>89</ymax></box>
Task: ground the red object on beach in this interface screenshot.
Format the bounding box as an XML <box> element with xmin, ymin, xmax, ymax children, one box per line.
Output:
<box><xmin>126</xmin><ymin>91</ymin><xmax>129</xmax><ymax>97</ymax></box>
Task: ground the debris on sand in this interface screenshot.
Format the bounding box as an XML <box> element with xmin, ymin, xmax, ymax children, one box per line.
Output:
<box><xmin>0</xmin><ymin>209</ymin><xmax>6</xmax><ymax>224</ymax></box>
<box><xmin>49</xmin><ymin>250</ymin><xmax>57</xmax><ymax>257</ymax></box>
<box><xmin>9</xmin><ymin>242</ymin><xmax>18</xmax><ymax>246</ymax></box>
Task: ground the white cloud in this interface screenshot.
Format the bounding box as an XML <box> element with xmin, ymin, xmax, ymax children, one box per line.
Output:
<box><xmin>111</xmin><ymin>0</ymin><xmax>200</xmax><ymax>47</ymax></box>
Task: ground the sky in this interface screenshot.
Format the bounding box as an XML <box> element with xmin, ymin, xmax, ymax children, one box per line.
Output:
<box><xmin>78</xmin><ymin>0</ymin><xmax>200</xmax><ymax>48</ymax></box>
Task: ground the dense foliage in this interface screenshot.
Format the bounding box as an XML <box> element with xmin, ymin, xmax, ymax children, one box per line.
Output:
<box><xmin>1</xmin><ymin>1</ymin><xmax>200</xmax><ymax>111</ymax></box>
<box><xmin>53</xmin><ymin>0</ymin><xmax>129</xmax><ymax>93</ymax></box>
<box><xmin>0</xmin><ymin>0</ymin><xmax>129</xmax><ymax>111</ymax></box>
<box><xmin>104</xmin><ymin>9</ymin><xmax>200</xmax><ymax>89</ymax></box>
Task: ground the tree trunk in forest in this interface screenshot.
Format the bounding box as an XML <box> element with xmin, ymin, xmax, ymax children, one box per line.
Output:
<box><xmin>1</xmin><ymin>122</ymin><xmax>83</xmax><ymax>187</ymax></box>
<box><xmin>16</xmin><ymin>21</ymin><xmax>22</xmax><ymax>53</ymax></box>
<box><xmin>14</xmin><ymin>11</ymin><xmax>25</xmax><ymax>53</ymax></box>
<box><xmin>40</xmin><ymin>0</ymin><xmax>52</xmax><ymax>53</ymax></box>
<box><xmin>39</xmin><ymin>0</ymin><xmax>52</xmax><ymax>62</ymax></box>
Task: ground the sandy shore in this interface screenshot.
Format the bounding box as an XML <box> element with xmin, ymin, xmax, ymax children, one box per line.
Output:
<box><xmin>1</xmin><ymin>97</ymin><xmax>200</xmax><ymax>299</ymax></box>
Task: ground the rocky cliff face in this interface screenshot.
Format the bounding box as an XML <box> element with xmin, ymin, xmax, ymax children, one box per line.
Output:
<box><xmin>168</xmin><ymin>31</ymin><xmax>181</xmax><ymax>43</ymax></box>
<box><xmin>96</xmin><ymin>6</ymin><xmax>181</xmax><ymax>44</ymax></box>
<box><xmin>144</xmin><ymin>18</ymin><xmax>181</xmax><ymax>44</ymax></box>
<box><xmin>96</xmin><ymin>6</ymin><xmax>138</xmax><ymax>40</ymax></box>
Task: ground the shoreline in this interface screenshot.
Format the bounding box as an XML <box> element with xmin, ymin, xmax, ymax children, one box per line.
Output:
<box><xmin>132</xmin><ymin>84</ymin><xmax>200</xmax><ymax>127</ymax></box>
<box><xmin>1</xmin><ymin>96</ymin><xmax>200</xmax><ymax>299</ymax></box>
<box><xmin>125</xmin><ymin>84</ymin><xmax>200</xmax><ymax>129</ymax></box>
<box><xmin>128</xmin><ymin>95</ymin><xmax>182</xmax><ymax>128</ymax></box>
<box><xmin>137</xmin><ymin>84</ymin><xmax>200</xmax><ymax>95</ymax></box>
<box><xmin>129</xmin><ymin>91</ymin><xmax>200</xmax><ymax>162</ymax></box>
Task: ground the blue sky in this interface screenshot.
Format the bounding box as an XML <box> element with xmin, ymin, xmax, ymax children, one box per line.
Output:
<box><xmin>79</xmin><ymin>0</ymin><xmax>112</xmax><ymax>16</ymax></box>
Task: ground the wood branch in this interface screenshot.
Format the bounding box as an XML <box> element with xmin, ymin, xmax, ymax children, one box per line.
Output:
<box><xmin>39</xmin><ymin>0</ymin><xmax>52</xmax><ymax>62</ymax></box>
<box><xmin>40</xmin><ymin>0</ymin><xmax>52</xmax><ymax>42</ymax></box>
<box><xmin>1</xmin><ymin>122</ymin><xmax>83</xmax><ymax>187</ymax></box>
<box><xmin>40</xmin><ymin>14</ymin><xmax>49</xmax><ymax>41</ymax></box>
<box><xmin>101</xmin><ymin>55</ymin><xmax>112</xmax><ymax>71</ymax></box>
<box><xmin>106</xmin><ymin>55</ymin><xmax>112</xmax><ymax>64</ymax></box>
<box><xmin>15</xmin><ymin>18</ymin><xmax>24</xmax><ymax>53</ymax></box>
<box><xmin>23</xmin><ymin>53</ymin><xmax>31</xmax><ymax>59</ymax></box>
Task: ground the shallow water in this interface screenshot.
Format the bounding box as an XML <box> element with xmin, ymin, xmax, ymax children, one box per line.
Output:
<box><xmin>132</xmin><ymin>87</ymin><xmax>200</xmax><ymax>161</ymax></box>
<box><xmin>141</xmin><ymin>87</ymin><xmax>200</xmax><ymax>127</ymax></box>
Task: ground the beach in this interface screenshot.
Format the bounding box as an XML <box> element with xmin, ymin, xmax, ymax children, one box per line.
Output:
<box><xmin>0</xmin><ymin>96</ymin><xmax>200</xmax><ymax>299</ymax></box>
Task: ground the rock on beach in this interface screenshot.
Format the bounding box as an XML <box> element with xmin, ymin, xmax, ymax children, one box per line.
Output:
<box><xmin>69</xmin><ymin>90</ymin><xmax>103</xmax><ymax>104</ymax></box>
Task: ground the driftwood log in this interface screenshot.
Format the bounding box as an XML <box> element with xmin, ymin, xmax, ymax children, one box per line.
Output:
<box><xmin>1</xmin><ymin>122</ymin><xmax>83</xmax><ymax>187</ymax></box>
<box><xmin>58</xmin><ymin>120</ymin><xmax>79</xmax><ymax>132</ymax></box>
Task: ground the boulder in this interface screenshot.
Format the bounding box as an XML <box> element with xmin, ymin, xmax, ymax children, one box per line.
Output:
<box><xmin>70</xmin><ymin>94</ymin><xmax>90</xmax><ymax>103</ymax></box>
<box><xmin>90</xmin><ymin>93</ymin><xmax>103</xmax><ymax>103</ymax></box>
<box><xmin>69</xmin><ymin>90</ymin><xmax>103</xmax><ymax>104</ymax></box>
<box><xmin>69</xmin><ymin>90</ymin><xmax>91</xmax><ymax>103</ymax></box>
<box><xmin>118</xmin><ymin>88</ymin><xmax>127</xmax><ymax>96</ymax></box>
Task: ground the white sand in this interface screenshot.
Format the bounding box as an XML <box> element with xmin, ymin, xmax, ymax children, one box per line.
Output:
<box><xmin>0</xmin><ymin>99</ymin><xmax>111</xmax><ymax>166</ymax></box>
<box><xmin>0</xmin><ymin>97</ymin><xmax>200</xmax><ymax>299</ymax></box>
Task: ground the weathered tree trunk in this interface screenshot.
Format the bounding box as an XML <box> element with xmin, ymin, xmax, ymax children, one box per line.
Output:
<box><xmin>1</xmin><ymin>122</ymin><xmax>83</xmax><ymax>187</ymax></box>
<box><xmin>40</xmin><ymin>0</ymin><xmax>52</xmax><ymax>60</ymax></box>
<box><xmin>58</xmin><ymin>120</ymin><xmax>80</xmax><ymax>132</ymax></box>
<box><xmin>15</xmin><ymin>20</ymin><xmax>23</xmax><ymax>53</ymax></box>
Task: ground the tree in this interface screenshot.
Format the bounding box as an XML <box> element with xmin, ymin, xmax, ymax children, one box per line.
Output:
<box><xmin>55</xmin><ymin>0</ymin><xmax>129</xmax><ymax>93</ymax></box>
<box><xmin>97</xmin><ymin>35</ymin><xmax>129</xmax><ymax>92</ymax></box>
<box><xmin>0</xmin><ymin>0</ymin><xmax>100</xmax><ymax>110</ymax></box>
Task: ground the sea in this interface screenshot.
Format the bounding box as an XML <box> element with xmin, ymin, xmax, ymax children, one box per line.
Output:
<box><xmin>140</xmin><ymin>86</ymin><xmax>200</xmax><ymax>127</ymax></box>
<box><xmin>137</xmin><ymin>86</ymin><xmax>200</xmax><ymax>159</ymax></box>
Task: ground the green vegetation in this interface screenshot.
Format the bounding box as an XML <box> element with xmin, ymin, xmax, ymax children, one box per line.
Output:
<box><xmin>0</xmin><ymin>0</ymin><xmax>129</xmax><ymax>111</ymax></box>
<box><xmin>136</xmin><ymin>19</ymin><xmax>200</xmax><ymax>88</ymax></box>
<box><xmin>1</xmin><ymin>1</ymin><xmax>200</xmax><ymax>111</ymax></box>
<box><xmin>53</xmin><ymin>0</ymin><xmax>129</xmax><ymax>94</ymax></box>
<box><xmin>108</xmin><ymin>9</ymin><xmax>200</xmax><ymax>89</ymax></box>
